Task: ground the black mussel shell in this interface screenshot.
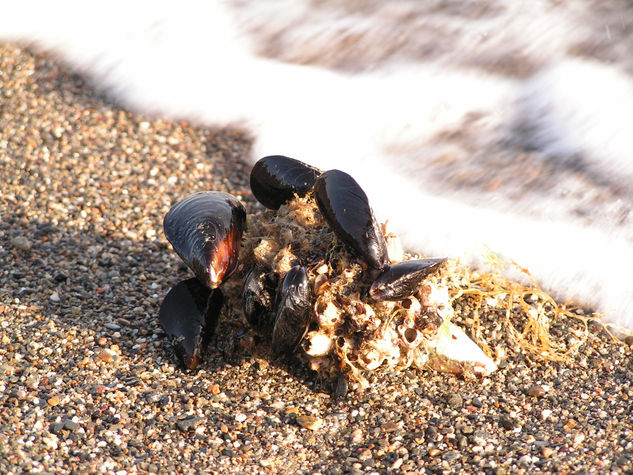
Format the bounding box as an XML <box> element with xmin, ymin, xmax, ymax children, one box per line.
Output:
<box><xmin>164</xmin><ymin>191</ymin><xmax>246</xmax><ymax>289</ymax></box>
<box><xmin>250</xmin><ymin>155</ymin><xmax>322</xmax><ymax>210</ymax></box>
<box><xmin>159</xmin><ymin>278</ymin><xmax>224</xmax><ymax>369</ymax></box>
<box><xmin>369</xmin><ymin>258</ymin><xmax>447</xmax><ymax>301</ymax></box>
<box><xmin>272</xmin><ymin>265</ymin><xmax>311</xmax><ymax>355</ymax></box>
<box><xmin>314</xmin><ymin>169</ymin><xmax>389</xmax><ymax>270</ymax></box>
<box><xmin>242</xmin><ymin>266</ymin><xmax>278</xmax><ymax>336</ymax></box>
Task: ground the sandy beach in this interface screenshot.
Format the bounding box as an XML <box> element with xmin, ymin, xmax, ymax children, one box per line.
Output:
<box><xmin>1</xmin><ymin>44</ymin><xmax>632</xmax><ymax>474</ymax></box>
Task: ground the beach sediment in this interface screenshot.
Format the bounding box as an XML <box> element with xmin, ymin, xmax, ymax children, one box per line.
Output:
<box><xmin>1</xmin><ymin>44</ymin><xmax>632</xmax><ymax>474</ymax></box>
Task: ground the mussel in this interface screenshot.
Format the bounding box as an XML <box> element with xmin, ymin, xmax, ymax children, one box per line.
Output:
<box><xmin>250</xmin><ymin>155</ymin><xmax>322</xmax><ymax>210</ymax></box>
<box><xmin>163</xmin><ymin>191</ymin><xmax>246</xmax><ymax>289</ymax></box>
<box><xmin>242</xmin><ymin>266</ymin><xmax>277</xmax><ymax>335</ymax></box>
<box><xmin>314</xmin><ymin>169</ymin><xmax>389</xmax><ymax>271</ymax></box>
<box><xmin>158</xmin><ymin>278</ymin><xmax>223</xmax><ymax>369</ymax></box>
<box><xmin>160</xmin><ymin>191</ymin><xmax>245</xmax><ymax>368</ymax></box>
<box><xmin>369</xmin><ymin>258</ymin><xmax>448</xmax><ymax>301</ymax></box>
<box><xmin>271</xmin><ymin>265</ymin><xmax>311</xmax><ymax>355</ymax></box>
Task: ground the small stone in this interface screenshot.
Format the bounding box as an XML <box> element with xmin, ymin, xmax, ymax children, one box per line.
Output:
<box><xmin>64</xmin><ymin>420</ymin><xmax>79</xmax><ymax>431</ymax></box>
<box><xmin>443</xmin><ymin>451</ymin><xmax>461</xmax><ymax>462</ymax></box>
<box><xmin>447</xmin><ymin>393</ymin><xmax>463</xmax><ymax>409</ymax></box>
<box><xmin>49</xmin><ymin>292</ymin><xmax>60</xmax><ymax>302</ymax></box>
<box><xmin>176</xmin><ymin>416</ymin><xmax>203</xmax><ymax>431</ymax></box>
<box><xmin>11</xmin><ymin>236</ymin><xmax>32</xmax><ymax>250</ymax></box>
<box><xmin>381</xmin><ymin>421</ymin><xmax>399</xmax><ymax>432</ymax></box>
<box><xmin>95</xmin><ymin>349</ymin><xmax>115</xmax><ymax>363</ymax></box>
<box><xmin>526</xmin><ymin>384</ymin><xmax>546</xmax><ymax>397</ymax></box>
<box><xmin>296</xmin><ymin>415</ymin><xmax>323</xmax><ymax>431</ymax></box>
<box><xmin>499</xmin><ymin>416</ymin><xmax>517</xmax><ymax>430</ymax></box>
<box><xmin>51</xmin><ymin>422</ymin><xmax>65</xmax><ymax>434</ymax></box>
<box><xmin>518</xmin><ymin>454</ymin><xmax>532</xmax><ymax>466</ymax></box>
<box><xmin>541</xmin><ymin>447</ymin><xmax>555</xmax><ymax>458</ymax></box>
<box><xmin>53</xmin><ymin>272</ymin><xmax>68</xmax><ymax>282</ymax></box>
<box><xmin>104</xmin><ymin>323</ymin><xmax>121</xmax><ymax>331</ymax></box>
<box><xmin>47</xmin><ymin>396</ymin><xmax>60</xmax><ymax>406</ymax></box>
<box><xmin>351</xmin><ymin>428</ymin><xmax>363</xmax><ymax>444</ymax></box>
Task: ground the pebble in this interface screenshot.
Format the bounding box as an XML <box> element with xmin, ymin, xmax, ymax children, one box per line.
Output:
<box><xmin>49</xmin><ymin>292</ymin><xmax>60</xmax><ymax>302</ymax></box>
<box><xmin>51</xmin><ymin>422</ymin><xmax>65</xmax><ymax>434</ymax></box>
<box><xmin>176</xmin><ymin>416</ymin><xmax>204</xmax><ymax>432</ymax></box>
<box><xmin>447</xmin><ymin>393</ymin><xmax>463</xmax><ymax>408</ymax></box>
<box><xmin>498</xmin><ymin>416</ymin><xmax>517</xmax><ymax>430</ymax></box>
<box><xmin>95</xmin><ymin>349</ymin><xmax>115</xmax><ymax>363</ymax></box>
<box><xmin>47</xmin><ymin>396</ymin><xmax>61</xmax><ymax>407</ymax></box>
<box><xmin>526</xmin><ymin>384</ymin><xmax>546</xmax><ymax>397</ymax></box>
<box><xmin>296</xmin><ymin>415</ymin><xmax>323</xmax><ymax>431</ymax></box>
<box><xmin>381</xmin><ymin>421</ymin><xmax>399</xmax><ymax>432</ymax></box>
<box><xmin>64</xmin><ymin>420</ymin><xmax>80</xmax><ymax>431</ymax></box>
<box><xmin>11</xmin><ymin>236</ymin><xmax>32</xmax><ymax>250</ymax></box>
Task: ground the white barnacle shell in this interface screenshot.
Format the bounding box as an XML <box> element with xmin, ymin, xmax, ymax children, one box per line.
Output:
<box><xmin>358</xmin><ymin>328</ymin><xmax>401</xmax><ymax>371</ymax></box>
<box><xmin>400</xmin><ymin>296</ymin><xmax>422</xmax><ymax>317</ymax></box>
<box><xmin>349</xmin><ymin>301</ymin><xmax>378</xmax><ymax>332</ymax></box>
<box><xmin>272</xmin><ymin>247</ymin><xmax>297</xmax><ymax>275</ymax></box>
<box><xmin>421</xmin><ymin>284</ymin><xmax>452</xmax><ymax>319</ymax></box>
<box><xmin>303</xmin><ymin>331</ymin><xmax>333</xmax><ymax>357</ymax></box>
<box><xmin>253</xmin><ymin>238</ymin><xmax>279</xmax><ymax>267</ymax></box>
<box><xmin>315</xmin><ymin>298</ymin><xmax>341</xmax><ymax>330</ymax></box>
<box><xmin>398</xmin><ymin>325</ymin><xmax>424</xmax><ymax>349</ymax></box>
<box><xmin>358</xmin><ymin>347</ymin><xmax>385</xmax><ymax>371</ymax></box>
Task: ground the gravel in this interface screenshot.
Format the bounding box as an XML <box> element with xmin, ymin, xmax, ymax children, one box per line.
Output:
<box><xmin>2</xmin><ymin>43</ymin><xmax>633</xmax><ymax>474</ymax></box>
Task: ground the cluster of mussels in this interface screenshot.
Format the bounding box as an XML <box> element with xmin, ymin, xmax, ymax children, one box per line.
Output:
<box><xmin>159</xmin><ymin>155</ymin><xmax>496</xmax><ymax>387</ymax></box>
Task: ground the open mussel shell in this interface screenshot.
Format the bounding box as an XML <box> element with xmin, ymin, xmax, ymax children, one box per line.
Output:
<box><xmin>369</xmin><ymin>258</ymin><xmax>447</xmax><ymax>301</ymax></box>
<box><xmin>159</xmin><ymin>278</ymin><xmax>224</xmax><ymax>369</ymax></box>
<box><xmin>314</xmin><ymin>169</ymin><xmax>389</xmax><ymax>270</ymax></box>
<box><xmin>250</xmin><ymin>155</ymin><xmax>322</xmax><ymax>210</ymax></box>
<box><xmin>242</xmin><ymin>266</ymin><xmax>278</xmax><ymax>336</ymax></box>
<box><xmin>272</xmin><ymin>265</ymin><xmax>311</xmax><ymax>355</ymax></box>
<box><xmin>163</xmin><ymin>191</ymin><xmax>246</xmax><ymax>289</ymax></box>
